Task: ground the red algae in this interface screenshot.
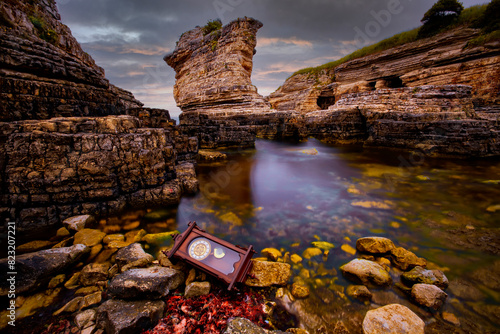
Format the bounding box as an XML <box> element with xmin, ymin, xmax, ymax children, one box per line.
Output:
<box><xmin>143</xmin><ymin>289</ymin><xmax>270</xmax><ymax>334</ymax></box>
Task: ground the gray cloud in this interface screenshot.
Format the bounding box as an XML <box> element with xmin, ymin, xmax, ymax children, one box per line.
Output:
<box><xmin>57</xmin><ymin>0</ymin><xmax>487</xmax><ymax>118</ymax></box>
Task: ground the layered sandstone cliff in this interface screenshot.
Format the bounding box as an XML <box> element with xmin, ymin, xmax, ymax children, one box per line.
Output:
<box><xmin>0</xmin><ymin>0</ymin><xmax>198</xmax><ymax>232</ymax></box>
<box><xmin>0</xmin><ymin>0</ymin><xmax>142</xmax><ymax>121</ymax></box>
<box><xmin>164</xmin><ymin>17</ymin><xmax>269</xmax><ymax>112</ymax></box>
<box><xmin>269</xmin><ymin>28</ymin><xmax>500</xmax><ymax>112</ymax></box>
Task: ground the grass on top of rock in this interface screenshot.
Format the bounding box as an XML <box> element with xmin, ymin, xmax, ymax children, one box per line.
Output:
<box><xmin>202</xmin><ymin>19</ymin><xmax>222</xmax><ymax>36</ymax></box>
<box><xmin>289</xmin><ymin>2</ymin><xmax>494</xmax><ymax>79</ymax></box>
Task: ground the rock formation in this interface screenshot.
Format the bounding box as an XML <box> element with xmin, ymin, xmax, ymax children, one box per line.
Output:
<box><xmin>164</xmin><ymin>17</ymin><xmax>269</xmax><ymax>112</ymax></box>
<box><xmin>269</xmin><ymin>28</ymin><xmax>500</xmax><ymax>112</ymax></box>
<box><xmin>0</xmin><ymin>0</ymin><xmax>198</xmax><ymax>232</ymax></box>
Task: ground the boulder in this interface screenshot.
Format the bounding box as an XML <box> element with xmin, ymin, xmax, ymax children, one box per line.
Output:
<box><xmin>356</xmin><ymin>237</ymin><xmax>395</xmax><ymax>254</ymax></box>
<box><xmin>115</xmin><ymin>243</ymin><xmax>153</xmax><ymax>269</ymax></box>
<box><xmin>401</xmin><ymin>266</ymin><xmax>448</xmax><ymax>289</ymax></box>
<box><xmin>97</xmin><ymin>299</ymin><xmax>165</xmax><ymax>334</ymax></box>
<box><xmin>390</xmin><ymin>247</ymin><xmax>426</xmax><ymax>271</ymax></box>
<box><xmin>245</xmin><ymin>260</ymin><xmax>291</xmax><ymax>287</ymax></box>
<box><xmin>64</xmin><ymin>215</ymin><xmax>95</xmax><ymax>232</ymax></box>
<box><xmin>346</xmin><ymin>285</ymin><xmax>372</xmax><ymax>301</ymax></box>
<box><xmin>340</xmin><ymin>259</ymin><xmax>392</xmax><ymax>286</ymax></box>
<box><xmin>108</xmin><ymin>266</ymin><xmax>184</xmax><ymax>299</ymax></box>
<box><xmin>223</xmin><ymin>317</ymin><xmax>286</xmax><ymax>334</ymax></box>
<box><xmin>0</xmin><ymin>244</ymin><xmax>89</xmax><ymax>296</ymax></box>
<box><xmin>80</xmin><ymin>263</ymin><xmax>110</xmax><ymax>286</ymax></box>
<box><xmin>74</xmin><ymin>229</ymin><xmax>106</xmax><ymax>247</ymax></box>
<box><xmin>184</xmin><ymin>281</ymin><xmax>211</xmax><ymax>298</ymax></box>
<box><xmin>411</xmin><ymin>284</ymin><xmax>447</xmax><ymax>310</ymax></box>
<box><xmin>362</xmin><ymin>304</ymin><xmax>425</xmax><ymax>334</ymax></box>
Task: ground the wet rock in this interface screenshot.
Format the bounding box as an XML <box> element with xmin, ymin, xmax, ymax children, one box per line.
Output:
<box><xmin>141</xmin><ymin>231</ymin><xmax>178</xmax><ymax>246</ymax></box>
<box><xmin>103</xmin><ymin>234</ymin><xmax>125</xmax><ymax>244</ymax></box>
<box><xmin>224</xmin><ymin>317</ymin><xmax>286</xmax><ymax>334</ymax></box>
<box><xmin>65</xmin><ymin>272</ymin><xmax>81</xmax><ymax>289</ymax></box>
<box><xmin>80</xmin><ymin>263</ymin><xmax>110</xmax><ymax>286</ymax></box>
<box><xmin>74</xmin><ymin>229</ymin><xmax>106</xmax><ymax>247</ymax></box>
<box><xmin>97</xmin><ymin>299</ymin><xmax>165</xmax><ymax>334</ymax></box>
<box><xmin>55</xmin><ymin>227</ymin><xmax>71</xmax><ymax>239</ymax></box>
<box><xmin>302</xmin><ymin>248</ymin><xmax>323</xmax><ymax>260</ymax></box>
<box><xmin>346</xmin><ymin>285</ymin><xmax>372</xmax><ymax>301</ymax></box>
<box><xmin>48</xmin><ymin>274</ymin><xmax>66</xmax><ymax>289</ymax></box>
<box><xmin>0</xmin><ymin>244</ymin><xmax>89</xmax><ymax>296</ymax></box>
<box><xmin>184</xmin><ymin>281</ymin><xmax>211</xmax><ymax>298</ymax></box>
<box><xmin>108</xmin><ymin>266</ymin><xmax>184</xmax><ymax>299</ymax></box>
<box><xmin>411</xmin><ymin>284</ymin><xmax>447</xmax><ymax>310</ymax></box>
<box><xmin>124</xmin><ymin>230</ymin><xmax>147</xmax><ymax>243</ymax></box>
<box><xmin>291</xmin><ymin>283</ymin><xmax>310</xmax><ymax>299</ymax></box>
<box><xmin>290</xmin><ymin>254</ymin><xmax>303</xmax><ymax>264</ymax></box>
<box><xmin>471</xmin><ymin>260</ymin><xmax>500</xmax><ymax>290</ymax></box>
<box><xmin>75</xmin><ymin>286</ymin><xmax>101</xmax><ymax>297</ymax></box>
<box><xmin>262</xmin><ymin>248</ymin><xmax>283</xmax><ymax>261</ymax></box>
<box><xmin>75</xmin><ymin>309</ymin><xmax>97</xmax><ymax>329</ymax></box>
<box><xmin>185</xmin><ymin>268</ymin><xmax>196</xmax><ymax>286</ymax></box>
<box><xmin>402</xmin><ymin>266</ymin><xmax>448</xmax><ymax>289</ymax></box>
<box><xmin>245</xmin><ymin>260</ymin><xmax>291</xmax><ymax>287</ymax></box>
<box><xmin>64</xmin><ymin>215</ymin><xmax>94</xmax><ymax>232</ymax></box>
<box><xmin>198</xmin><ymin>150</ymin><xmax>227</xmax><ymax>161</ymax></box>
<box><xmin>115</xmin><ymin>243</ymin><xmax>153</xmax><ymax>269</ymax></box>
<box><xmin>17</xmin><ymin>240</ymin><xmax>55</xmax><ymax>253</ymax></box>
<box><xmin>362</xmin><ymin>304</ymin><xmax>425</xmax><ymax>334</ymax></box>
<box><xmin>340</xmin><ymin>259</ymin><xmax>392</xmax><ymax>286</ymax></box>
<box><xmin>54</xmin><ymin>297</ymin><xmax>83</xmax><ymax>315</ymax></box>
<box><xmin>356</xmin><ymin>237</ymin><xmax>395</xmax><ymax>254</ymax></box>
<box><xmin>390</xmin><ymin>247</ymin><xmax>427</xmax><ymax>271</ymax></box>
<box><xmin>341</xmin><ymin>244</ymin><xmax>357</xmax><ymax>255</ymax></box>
<box><xmin>442</xmin><ymin>312</ymin><xmax>460</xmax><ymax>327</ymax></box>
<box><xmin>88</xmin><ymin>244</ymin><xmax>103</xmax><ymax>262</ymax></box>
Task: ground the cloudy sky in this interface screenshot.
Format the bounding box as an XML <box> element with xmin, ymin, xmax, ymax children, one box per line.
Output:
<box><xmin>57</xmin><ymin>0</ymin><xmax>486</xmax><ymax>118</ymax></box>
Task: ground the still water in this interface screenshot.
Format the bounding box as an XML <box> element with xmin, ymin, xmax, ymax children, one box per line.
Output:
<box><xmin>120</xmin><ymin>139</ymin><xmax>500</xmax><ymax>332</ymax></box>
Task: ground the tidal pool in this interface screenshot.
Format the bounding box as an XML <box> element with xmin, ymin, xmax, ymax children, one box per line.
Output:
<box><xmin>172</xmin><ymin>138</ymin><xmax>500</xmax><ymax>332</ymax></box>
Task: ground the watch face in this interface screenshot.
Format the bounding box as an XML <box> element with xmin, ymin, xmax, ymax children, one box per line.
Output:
<box><xmin>188</xmin><ymin>238</ymin><xmax>211</xmax><ymax>260</ymax></box>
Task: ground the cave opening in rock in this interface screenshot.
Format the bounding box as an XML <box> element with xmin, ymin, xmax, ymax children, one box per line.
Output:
<box><xmin>317</xmin><ymin>84</ymin><xmax>337</xmax><ymax>110</ymax></box>
<box><xmin>385</xmin><ymin>76</ymin><xmax>404</xmax><ymax>88</ymax></box>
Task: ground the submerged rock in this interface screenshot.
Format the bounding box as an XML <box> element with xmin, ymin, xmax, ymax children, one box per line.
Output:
<box><xmin>390</xmin><ymin>247</ymin><xmax>427</xmax><ymax>271</ymax></box>
<box><xmin>224</xmin><ymin>317</ymin><xmax>286</xmax><ymax>334</ymax></box>
<box><xmin>362</xmin><ymin>304</ymin><xmax>425</xmax><ymax>334</ymax></box>
<box><xmin>340</xmin><ymin>259</ymin><xmax>392</xmax><ymax>286</ymax></box>
<box><xmin>261</xmin><ymin>248</ymin><xmax>283</xmax><ymax>261</ymax></box>
<box><xmin>97</xmin><ymin>299</ymin><xmax>165</xmax><ymax>334</ymax></box>
<box><xmin>411</xmin><ymin>284</ymin><xmax>447</xmax><ymax>310</ymax></box>
<box><xmin>291</xmin><ymin>283</ymin><xmax>310</xmax><ymax>299</ymax></box>
<box><xmin>356</xmin><ymin>237</ymin><xmax>395</xmax><ymax>254</ymax></box>
<box><xmin>346</xmin><ymin>285</ymin><xmax>372</xmax><ymax>301</ymax></box>
<box><xmin>245</xmin><ymin>260</ymin><xmax>291</xmax><ymax>287</ymax></box>
<box><xmin>108</xmin><ymin>266</ymin><xmax>184</xmax><ymax>299</ymax></box>
<box><xmin>0</xmin><ymin>244</ymin><xmax>89</xmax><ymax>296</ymax></box>
<box><xmin>302</xmin><ymin>247</ymin><xmax>323</xmax><ymax>260</ymax></box>
<box><xmin>401</xmin><ymin>266</ymin><xmax>448</xmax><ymax>289</ymax></box>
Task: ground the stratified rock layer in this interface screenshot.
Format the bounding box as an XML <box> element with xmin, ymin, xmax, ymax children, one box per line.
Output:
<box><xmin>165</xmin><ymin>17</ymin><xmax>269</xmax><ymax>112</ymax></box>
<box><xmin>0</xmin><ymin>116</ymin><xmax>198</xmax><ymax>232</ymax></box>
<box><xmin>0</xmin><ymin>0</ymin><xmax>143</xmax><ymax>121</ymax></box>
<box><xmin>269</xmin><ymin>28</ymin><xmax>500</xmax><ymax>112</ymax></box>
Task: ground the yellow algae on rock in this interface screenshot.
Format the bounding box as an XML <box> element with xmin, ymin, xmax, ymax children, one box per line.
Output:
<box><xmin>486</xmin><ymin>204</ymin><xmax>500</xmax><ymax>212</ymax></box>
<box><xmin>261</xmin><ymin>248</ymin><xmax>283</xmax><ymax>261</ymax></box>
<box><xmin>312</xmin><ymin>241</ymin><xmax>335</xmax><ymax>250</ymax></box>
<box><xmin>219</xmin><ymin>212</ymin><xmax>243</xmax><ymax>226</ymax></box>
<box><xmin>302</xmin><ymin>247</ymin><xmax>323</xmax><ymax>259</ymax></box>
<box><xmin>141</xmin><ymin>231</ymin><xmax>179</xmax><ymax>245</ymax></box>
<box><xmin>390</xmin><ymin>222</ymin><xmax>401</xmax><ymax>228</ymax></box>
<box><xmin>351</xmin><ymin>201</ymin><xmax>393</xmax><ymax>210</ymax></box>
<box><xmin>290</xmin><ymin>254</ymin><xmax>303</xmax><ymax>264</ymax></box>
<box><xmin>341</xmin><ymin>244</ymin><xmax>357</xmax><ymax>255</ymax></box>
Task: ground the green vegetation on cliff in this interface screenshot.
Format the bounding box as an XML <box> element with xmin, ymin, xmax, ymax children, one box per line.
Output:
<box><xmin>290</xmin><ymin>1</ymin><xmax>496</xmax><ymax>79</ymax></box>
